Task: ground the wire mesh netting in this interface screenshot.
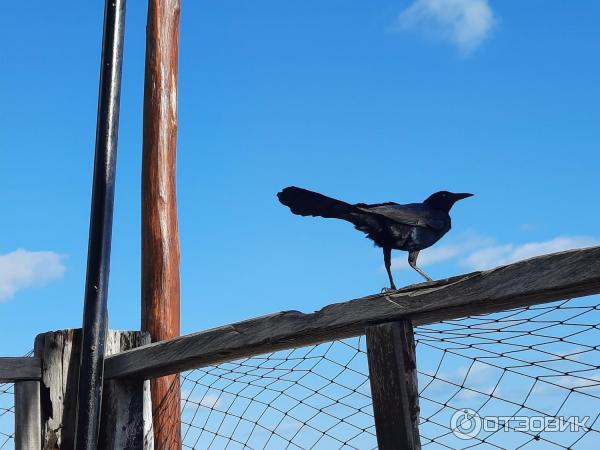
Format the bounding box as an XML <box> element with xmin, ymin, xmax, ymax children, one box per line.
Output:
<box><xmin>177</xmin><ymin>295</ymin><xmax>600</xmax><ymax>450</ymax></box>
<box><xmin>0</xmin><ymin>383</ymin><xmax>13</xmax><ymax>449</ymax></box>
<box><xmin>417</xmin><ymin>295</ymin><xmax>600</xmax><ymax>449</ymax></box>
<box><xmin>180</xmin><ymin>337</ymin><xmax>375</xmax><ymax>449</ymax></box>
<box><xmin>0</xmin><ymin>297</ymin><xmax>598</xmax><ymax>449</ymax></box>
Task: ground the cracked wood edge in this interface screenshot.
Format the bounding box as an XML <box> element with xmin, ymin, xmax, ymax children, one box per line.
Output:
<box><xmin>36</xmin><ymin>329</ymin><xmax>81</xmax><ymax>450</ymax></box>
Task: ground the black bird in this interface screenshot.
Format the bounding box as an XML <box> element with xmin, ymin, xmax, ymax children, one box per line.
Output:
<box><xmin>277</xmin><ymin>187</ymin><xmax>473</xmax><ymax>290</ymax></box>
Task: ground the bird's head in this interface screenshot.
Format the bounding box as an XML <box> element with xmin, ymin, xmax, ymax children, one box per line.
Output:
<box><xmin>424</xmin><ymin>191</ymin><xmax>473</xmax><ymax>212</ymax></box>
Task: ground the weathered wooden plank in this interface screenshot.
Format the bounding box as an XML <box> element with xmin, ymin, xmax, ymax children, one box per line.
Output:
<box><xmin>0</xmin><ymin>358</ymin><xmax>40</xmax><ymax>382</ymax></box>
<box><xmin>33</xmin><ymin>329</ymin><xmax>155</xmax><ymax>450</ymax></box>
<box><xmin>105</xmin><ymin>246</ymin><xmax>600</xmax><ymax>380</ymax></box>
<box><xmin>141</xmin><ymin>0</ymin><xmax>182</xmax><ymax>448</ymax></box>
<box><xmin>367</xmin><ymin>321</ymin><xmax>420</xmax><ymax>450</ymax></box>
<box><xmin>99</xmin><ymin>330</ymin><xmax>154</xmax><ymax>450</ymax></box>
<box><xmin>15</xmin><ymin>381</ymin><xmax>42</xmax><ymax>450</ymax></box>
<box><xmin>36</xmin><ymin>329</ymin><xmax>81</xmax><ymax>450</ymax></box>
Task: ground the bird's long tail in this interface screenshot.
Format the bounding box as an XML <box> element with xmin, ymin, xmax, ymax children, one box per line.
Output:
<box><xmin>277</xmin><ymin>186</ymin><xmax>355</xmax><ymax>219</ymax></box>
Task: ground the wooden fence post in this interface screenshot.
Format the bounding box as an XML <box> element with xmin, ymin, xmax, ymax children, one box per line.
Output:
<box><xmin>98</xmin><ymin>330</ymin><xmax>154</xmax><ymax>450</ymax></box>
<box><xmin>35</xmin><ymin>329</ymin><xmax>81</xmax><ymax>450</ymax></box>
<box><xmin>14</xmin><ymin>381</ymin><xmax>41</xmax><ymax>450</ymax></box>
<box><xmin>33</xmin><ymin>329</ymin><xmax>153</xmax><ymax>449</ymax></box>
<box><xmin>366</xmin><ymin>320</ymin><xmax>421</xmax><ymax>450</ymax></box>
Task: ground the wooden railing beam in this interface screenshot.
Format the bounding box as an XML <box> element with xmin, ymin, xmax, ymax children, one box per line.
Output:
<box><xmin>105</xmin><ymin>246</ymin><xmax>600</xmax><ymax>380</ymax></box>
<box><xmin>0</xmin><ymin>358</ymin><xmax>41</xmax><ymax>382</ymax></box>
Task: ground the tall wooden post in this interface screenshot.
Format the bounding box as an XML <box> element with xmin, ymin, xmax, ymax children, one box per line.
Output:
<box><xmin>141</xmin><ymin>0</ymin><xmax>182</xmax><ymax>449</ymax></box>
<box><xmin>366</xmin><ymin>320</ymin><xmax>421</xmax><ymax>450</ymax></box>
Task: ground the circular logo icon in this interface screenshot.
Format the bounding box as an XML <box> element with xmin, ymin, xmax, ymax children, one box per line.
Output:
<box><xmin>451</xmin><ymin>408</ymin><xmax>481</xmax><ymax>439</ymax></box>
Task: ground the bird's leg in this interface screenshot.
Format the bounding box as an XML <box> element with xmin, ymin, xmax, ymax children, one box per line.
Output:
<box><xmin>408</xmin><ymin>250</ymin><xmax>432</xmax><ymax>282</ymax></box>
<box><xmin>383</xmin><ymin>247</ymin><xmax>397</xmax><ymax>291</ymax></box>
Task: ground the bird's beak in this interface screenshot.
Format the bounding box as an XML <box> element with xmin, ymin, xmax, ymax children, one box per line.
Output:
<box><xmin>453</xmin><ymin>193</ymin><xmax>474</xmax><ymax>201</ymax></box>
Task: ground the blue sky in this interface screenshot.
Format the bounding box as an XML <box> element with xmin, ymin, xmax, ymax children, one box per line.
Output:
<box><xmin>1</xmin><ymin>0</ymin><xmax>599</xmax><ymax>356</ymax></box>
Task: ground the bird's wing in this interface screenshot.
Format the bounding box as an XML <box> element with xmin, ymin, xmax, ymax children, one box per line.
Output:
<box><xmin>357</xmin><ymin>203</ymin><xmax>448</xmax><ymax>230</ymax></box>
<box><xmin>355</xmin><ymin>201</ymin><xmax>399</xmax><ymax>208</ymax></box>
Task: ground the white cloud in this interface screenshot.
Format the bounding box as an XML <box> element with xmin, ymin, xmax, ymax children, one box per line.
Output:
<box><xmin>182</xmin><ymin>390</ymin><xmax>221</xmax><ymax>409</ymax></box>
<box><xmin>396</xmin><ymin>0</ymin><xmax>495</xmax><ymax>54</ymax></box>
<box><xmin>391</xmin><ymin>234</ymin><xmax>598</xmax><ymax>273</ymax></box>
<box><xmin>462</xmin><ymin>236</ymin><xmax>598</xmax><ymax>271</ymax></box>
<box><xmin>531</xmin><ymin>374</ymin><xmax>600</xmax><ymax>395</ymax></box>
<box><xmin>197</xmin><ymin>394</ymin><xmax>220</xmax><ymax>409</ymax></box>
<box><xmin>391</xmin><ymin>233</ymin><xmax>493</xmax><ymax>270</ymax></box>
<box><xmin>0</xmin><ymin>249</ymin><xmax>66</xmax><ymax>301</ymax></box>
<box><xmin>260</xmin><ymin>420</ymin><xmax>304</xmax><ymax>435</ymax></box>
<box><xmin>454</xmin><ymin>361</ymin><xmax>500</xmax><ymax>399</ymax></box>
<box><xmin>421</xmin><ymin>361</ymin><xmax>500</xmax><ymax>400</ymax></box>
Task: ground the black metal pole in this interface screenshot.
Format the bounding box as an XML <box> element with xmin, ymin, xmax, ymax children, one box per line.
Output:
<box><xmin>75</xmin><ymin>0</ymin><xmax>126</xmax><ymax>449</ymax></box>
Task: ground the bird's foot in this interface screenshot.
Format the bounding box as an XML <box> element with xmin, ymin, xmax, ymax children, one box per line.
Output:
<box><xmin>381</xmin><ymin>287</ymin><xmax>397</xmax><ymax>293</ymax></box>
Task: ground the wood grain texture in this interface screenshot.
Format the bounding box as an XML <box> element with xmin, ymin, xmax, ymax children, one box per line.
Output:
<box><xmin>35</xmin><ymin>329</ymin><xmax>81</xmax><ymax>450</ymax></box>
<box><xmin>141</xmin><ymin>0</ymin><xmax>181</xmax><ymax>448</ymax></box>
<box><xmin>367</xmin><ymin>321</ymin><xmax>421</xmax><ymax>450</ymax></box>
<box><xmin>106</xmin><ymin>246</ymin><xmax>600</xmax><ymax>380</ymax></box>
<box><xmin>0</xmin><ymin>358</ymin><xmax>40</xmax><ymax>382</ymax></box>
<box><xmin>15</xmin><ymin>381</ymin><xmax>42</xmax><ymax>450</ymax></box>
<box><xmin>99</xmin><ymin>331</ymin><xmax>154</xmax><ymax>450</ymax></box>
